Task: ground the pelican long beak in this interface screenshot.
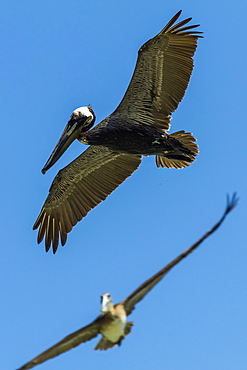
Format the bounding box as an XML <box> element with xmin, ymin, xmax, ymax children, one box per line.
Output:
<box><xmin>41</xmin><ymin>114</ymin><xmax>90</xmax><ymax>174</ymax></box>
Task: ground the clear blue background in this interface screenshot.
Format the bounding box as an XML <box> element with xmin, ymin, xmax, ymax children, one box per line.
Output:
<box><xmin>1</xmin><ymin>1</ymin><xmax>246</xmax><ymax>369</ymax></box>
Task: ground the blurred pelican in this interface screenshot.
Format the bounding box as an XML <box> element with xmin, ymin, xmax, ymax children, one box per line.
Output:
<box><xmin>19</xmin><ymin>195</ymin><xmax>237</xmax><ymax>369</ymax></box>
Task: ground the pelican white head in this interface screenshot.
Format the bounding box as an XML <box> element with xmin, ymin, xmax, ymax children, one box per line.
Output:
<box><xmin>42</xmin><ymin>106</ymin><xmax>95</xmax><ymax>174</ymax></box>
<box><xmin>101</xmin><ymin>293</ymin><xmax>113</xmax><ymax>313</ymax></box>
<box><xmin>72</xmin><ymin>106</ymin><xmax>95</xmax><ymax>120</ymax></box>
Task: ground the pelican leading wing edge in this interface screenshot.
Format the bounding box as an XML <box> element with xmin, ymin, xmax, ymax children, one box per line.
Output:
<box><xmin>112</xmin><ymin>10</ymin><xmax>203</xmax><ymax>131</ymax></box>
<box><xmin>33</xmin><ymin>146</ymin><xmax>141</xmax><ymax>253</ymax></box>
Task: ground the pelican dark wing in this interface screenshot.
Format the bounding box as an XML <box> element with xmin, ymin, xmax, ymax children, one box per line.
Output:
<box><xmin>122</xmin><ymin>194</ymin><xmax>238</xmax><ymax>316</ymax></box>
<box><xmin>112</xmin><ymin>10</ymin><xmax>202</xmax><ymax>130</ymax></box>
<box><xmin>18</xmin><ymin>318</ymin><xmax>102</xmax><ymax>370</ymax></box>
<box><xmin>33</xmin><ymin>146</ymin><xmax>141</xmax><ymax>253</ymax></box>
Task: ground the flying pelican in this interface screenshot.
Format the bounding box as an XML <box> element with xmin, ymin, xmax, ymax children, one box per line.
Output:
<box><xmin>19</xmin><ymin>195</ymin><xmax>238</xmax><ymax>369</ymax></box>
<box><xmin>33</xmin><ymin>10</ymin><xmax>202</xmax><ymax>253</ymax></box>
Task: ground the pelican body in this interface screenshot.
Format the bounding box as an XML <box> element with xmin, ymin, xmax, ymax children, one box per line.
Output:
<box><xmin>34</xmin><ymin>11</ymin><xmax>202</xmax><ymax>253</ymax></box>
<box><xmin>19</xmin><ymin>195</ymin><xmax>237</xmax><ymax>369</ymax></box>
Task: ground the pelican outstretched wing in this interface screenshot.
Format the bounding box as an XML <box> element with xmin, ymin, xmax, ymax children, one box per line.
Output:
<box><xmin>122</xmin><ymin>194</ymin><xmax>238</xmax><ymax>315</ymax></box>
<box><xmin>33</xmin><ymin>146</ymin><xmax>141</xmax><ymax>253</ymax></box>
<box><xmin>17</xmin><ymin>318</ymin><xmax>103</xmax><ymax>370</ymax></box>
<box><xmin>112</xmin><ymin>10</ymin><xmax>202</xmax><ymax>131</ymax></box>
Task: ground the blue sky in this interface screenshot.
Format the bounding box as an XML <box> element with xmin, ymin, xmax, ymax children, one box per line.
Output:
<box><xmin>1</xmin><ymin>1</ymin><xmax>246</xmax><ymax>369</ymax></box>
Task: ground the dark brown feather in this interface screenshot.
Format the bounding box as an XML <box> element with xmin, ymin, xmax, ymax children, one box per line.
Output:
<box><xmin>33</xmin><ymin>146</ymin><xmax>141</xmax><ymax>253</ymax></box>
<box><xmin>112</xmin><ymin>10</ymin><xmax>202</xmax><ymax>131</ymax></box>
